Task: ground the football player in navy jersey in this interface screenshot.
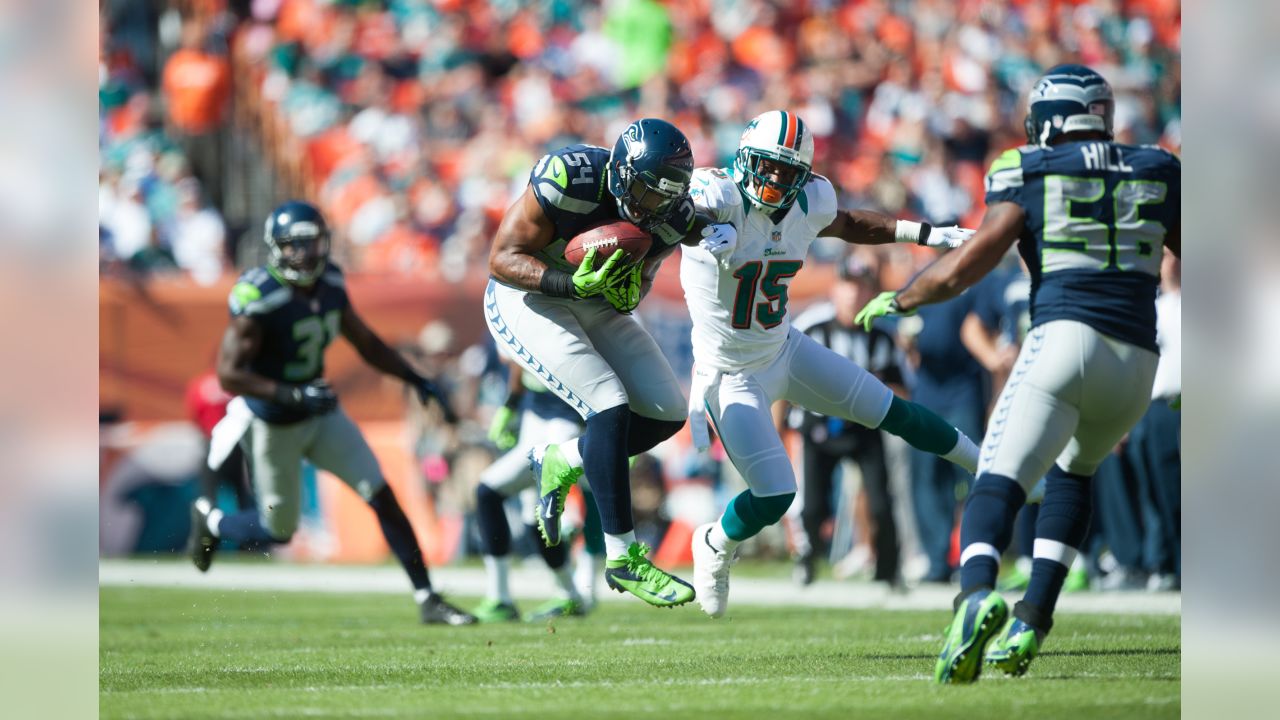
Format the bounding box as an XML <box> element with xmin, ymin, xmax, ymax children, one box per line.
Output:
<box><xmin>187</xmin><ymin>201</ymin><xmax>475</xmax><ymax>626</ymax></box>
<box><xmin>857</xmin><ymin>65</ymin><xmax>1180</xmax><ymax>682</ymax></box>
<box><xmin>485</xmin><ymin>118</ymin><xmax>703</xmax><ymax>607</ymax></box>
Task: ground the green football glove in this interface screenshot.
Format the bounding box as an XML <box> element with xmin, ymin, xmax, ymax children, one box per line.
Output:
<box><xmin>487</xmin><ymin>405</ymin><xmax>520</xmax><ymax>451</ymax></box>
<box><xmin>572</xmin><ymin>247</ymin><xmax>628</xmax><ymax>298</ymax></box>
<box><xmin>602</xmin><ymin>262</ymin><xmax>643</xmax><ymax>314</ymax></box>
<box><xmin>855</xmin><ymin>291</ymin><xmax>915</xmax><ymax>332</ymax></box>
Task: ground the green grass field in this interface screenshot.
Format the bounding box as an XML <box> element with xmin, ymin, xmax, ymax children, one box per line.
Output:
<box><xmin>100</xmin><ymin>586</ymin><xmax>1179</xmax><ymax>719</ymax></box>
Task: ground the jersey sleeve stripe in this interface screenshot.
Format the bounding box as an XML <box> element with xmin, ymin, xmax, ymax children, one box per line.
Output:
<box><xmin>985</xmin><ymin>167</ymin><xmax>1025</xmax><ymax>193</ymax></box>
<box><xmin>242</xmin><ymin>287</ymin><xmax>292</xmax><ymax>316</ymax></box>
<box><xmin>535</xmin><ymin>181</ymin><xmax>600</xmax><ymax>214</ymax></box>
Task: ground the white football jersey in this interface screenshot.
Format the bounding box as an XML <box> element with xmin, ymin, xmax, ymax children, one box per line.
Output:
<box><xmin>681</xmin><ymin>167</ymin><xmax>838</xmax><ymax>371</ymax></box>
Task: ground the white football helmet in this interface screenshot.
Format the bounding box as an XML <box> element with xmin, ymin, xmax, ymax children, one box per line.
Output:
<box><xmin>732</xmin><ymin>110</ymin><xmax>815</xmax><ymax>211</ymax></box>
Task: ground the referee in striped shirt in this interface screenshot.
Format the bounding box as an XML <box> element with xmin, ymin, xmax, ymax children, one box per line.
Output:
<box><xmin>782</xmin><ymin>254</ymin><xmax>906</xmax><ymax>587</ymax></box>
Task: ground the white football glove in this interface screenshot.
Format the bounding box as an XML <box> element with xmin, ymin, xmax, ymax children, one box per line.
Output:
<box><xmin>699</xmin><ymin>223</ymin><xmax>737</xmax><ymax>268</ymax></box>
<box><xmin>925</xmin><ymin>225</ymin><xmax>975</xmax><ymax>249</ymax></box>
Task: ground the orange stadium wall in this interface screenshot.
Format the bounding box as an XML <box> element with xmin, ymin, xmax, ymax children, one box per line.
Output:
<box><xmin>100</xmin><ymin>271</ymin><xmax>493</xmax><ymax>421</ymax></box>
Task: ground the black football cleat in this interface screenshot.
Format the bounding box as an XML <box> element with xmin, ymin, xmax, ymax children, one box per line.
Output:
<box><xmin>188</xmin><ymin>497</ymin><xmax>218</xmax><ymax>573</ymax></box>
<box><xmin>420</xmin><ymin>594</ymin><xmax>478</xmax><ymax>626</ymax></box>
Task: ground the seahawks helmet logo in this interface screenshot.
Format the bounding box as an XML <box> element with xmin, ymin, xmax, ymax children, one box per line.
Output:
<box><xmin>623</xmin><ymin>125</ymin><xmax>647</xmax><ymax>161</ymax></box>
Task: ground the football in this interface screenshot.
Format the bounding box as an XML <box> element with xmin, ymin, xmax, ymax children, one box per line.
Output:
<box><xmin>563</xmin><ymin>221</ymin><xmax>652</xmax><ymax>269</ymax></box>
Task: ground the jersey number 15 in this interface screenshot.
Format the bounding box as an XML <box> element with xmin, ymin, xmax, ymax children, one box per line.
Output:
<box><xmin>730</xmin><ymin>260</ymin><xmax>804</xmax><ymax>330</ymax></box>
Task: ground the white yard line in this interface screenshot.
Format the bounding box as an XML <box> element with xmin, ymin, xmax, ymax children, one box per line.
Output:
<box><xmin>99</xmin><ymin>559</ymin><xmax>1180</xmax><ymax>615</ymax></box>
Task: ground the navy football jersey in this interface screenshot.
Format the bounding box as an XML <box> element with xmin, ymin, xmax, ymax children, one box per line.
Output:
<box><xmin>985</xmin><ymin>141</ymin><xmax>1180</xmax><ymax>352</ymax></box>
<box><xmin>227</xmin><ymin>264</ymin><xmax>350</xmax><ymax>422</ymax></box>
<box><xmin>526</xmin><ymin>144</ymin><xmax>696</xmax><ymax>275</ymax></box>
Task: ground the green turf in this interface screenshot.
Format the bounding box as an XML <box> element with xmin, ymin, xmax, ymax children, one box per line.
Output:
<box><xmin>100</xmin><ymin>587</ymin><xmax>1179</xmax><ymax>719</ymax></box>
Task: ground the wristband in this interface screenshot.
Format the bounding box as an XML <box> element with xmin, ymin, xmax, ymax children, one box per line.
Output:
<box><xmin>894</xmin><ymin>220</ymin><xmax>933</xmax><ymax>246</ymax></box>
<box><xmin>539</xmin><ymin>268</ymin><xmax>577</xmax><ymax>298</ymax></box>
<box><xmin>273</xmin><ymin>383</ymin><xmax>302</xmax><ymax>406</ymax></box>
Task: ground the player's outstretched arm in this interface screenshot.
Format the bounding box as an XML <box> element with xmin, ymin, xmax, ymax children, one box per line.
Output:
<box><xmin>216</xmin><ymin>316</ymin><xmax>279</xmax><ymax>401</ymax></box>
<box><xmin>341</xmin><ymin>305</ymin><xmax>457</xmax><ymax>421</ymax></box>
<box><xmin>894</xmin><ymin>202</ymin><xmax>1025</xmax><ymax>312</ymax></box>
<box><xmin>340</xmin><ymin>305</ymin><xmax>419</xmax><ymax>381</ymax></box>
<box><xmin>488</xmin><ymin>185</ymin><xmax>561</xmax><ymax>293</ymax></box>
<box><xmin>820</xmin><ymin>209</ymin><xmax>897</xmax><ymax>245</ymax></box>
<box><xmin>821</xmin><ymin>210</ymin><xmax>974</xmax><ymax>248</ymax></box>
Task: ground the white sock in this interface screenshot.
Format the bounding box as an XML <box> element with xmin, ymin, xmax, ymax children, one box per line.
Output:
<box><xmin>604</xmin><ymin>531</ymin><xmax>637</xmax><ymax>559</ymax></box>
<box><xmin>559</xmin><ymin>438</ymin><xmax>583</xmax><ymax>468</ymax></box>
<box><xmin>483</xmin><ymin>555</ymin><xmax>512</xmax><ymax>603</ymax></box>
<box><xmin>943</xmin><ymin>432</ymin><xmax>980</xmax><ymax>475</ymax></box>
<box><xmin>207</xmin><ymin>508</ymin><xmax>224</xmax><ymax>538</ymax></box>
<box><xmin>413</xmin><ymin>588</ymin><xmax>434</xmax><ymax>604</ymax></box>
<box><xmin>552</xmin><ymin>564</ymin><xmax>581</xmax><ymax>601</ymax></box>
<box><xmin>576</xmin><ymin>553</ymin><xmax>604</xmax><ymax>601</ymax></box>
<box><xmin>707</xmin><ymin>521</ymin><xmax>740</xmax><ymax>554</ymax></box>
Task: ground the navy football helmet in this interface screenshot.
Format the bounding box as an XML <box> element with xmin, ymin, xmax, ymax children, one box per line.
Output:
<box><xmin>264</xmin><ymin>200</ymin><xmax>330</xmax><ymax>286</ymax></box>
<box><xmin>1024</xmin><ymin>64</ymin><xmax>1115</xmax><ymax>147</ymax></box>
<box><xmin>607</xmin><ymin>118</ymin><xmax>694</xmax><ymax>232</ymax></box>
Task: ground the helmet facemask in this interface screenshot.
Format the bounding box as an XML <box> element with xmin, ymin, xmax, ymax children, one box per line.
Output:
<box><xmin>609</xmin><ymin>159</ymin><xmax>689</xmax><ymax>232</ymax></box>
<box><xmin>735</xmin><ymin>149</ymin><xmax>812</xmax><ymax>210</ymax></box>
<box><xmin>267</xmin><ymin>223</ymin><xmax>330</xmax><ymax>286</ymax></box>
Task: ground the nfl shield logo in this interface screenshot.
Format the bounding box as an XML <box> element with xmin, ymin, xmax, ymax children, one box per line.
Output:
<box><xmin>771</xmin><ymin>229</ymin><xmax>781</xmax><ymax>243</ymax></box>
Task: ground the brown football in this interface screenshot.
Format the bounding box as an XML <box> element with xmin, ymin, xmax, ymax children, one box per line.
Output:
<box><xmin>564</xmin><ymin>221</ymin><xmax>652</xmax><ymax>269</ymax></box>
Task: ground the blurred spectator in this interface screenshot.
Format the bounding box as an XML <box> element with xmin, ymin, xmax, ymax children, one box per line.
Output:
<box><xmin>100</xmin><ymin>177</ymin><xmax>153</xmax><ymax>262</ymax></box>
<box><xmin>169</xmin><ymin>179</ymin><xmax>229</xmax><ymax>285</ymax></box>
<box><xmin>161</xmin><ymin>21</ymin><xmax>231</xmax><ymax>136</ymax></box>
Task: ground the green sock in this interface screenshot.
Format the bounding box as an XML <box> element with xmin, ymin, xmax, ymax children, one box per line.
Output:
<box><xmin>721</xmin><ymin>490</ymin><xmax>795</xmax><ymax>542</ymax></box>
<box><xmin>877</xmin><ymin>396</ymin><xmax>959</xmax><ymax>455</ymax></box>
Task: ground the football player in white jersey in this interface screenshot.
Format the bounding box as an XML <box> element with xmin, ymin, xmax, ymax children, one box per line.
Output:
<box><xmin>682</xmin><ymin>110</ymin><xmax>981</xmax><ymax>618</ymax></box>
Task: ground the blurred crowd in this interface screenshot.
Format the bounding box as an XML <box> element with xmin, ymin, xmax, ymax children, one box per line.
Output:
<box><xmin>100</xmin><ymin>0</ymin><xmax>1179</xmax><ymax>280</ymax></box>
<box><xmin>99</xmin><ymin>1</ymin><xmax>234</xmax><ymax>284</ymax></box>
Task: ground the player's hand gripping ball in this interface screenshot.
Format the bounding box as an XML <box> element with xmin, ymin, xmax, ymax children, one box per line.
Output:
<box><xmin>564</xmin><ymin>221</ymin><xmax>652</xmax><ymax>268</ymax></box>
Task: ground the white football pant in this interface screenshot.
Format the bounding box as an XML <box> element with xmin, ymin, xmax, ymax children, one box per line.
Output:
<box><xmin>978</xmin><ymin>319</ymin><xmax>1159</xmax><ymax>487</ymax></box>
<box><xmin>704</xmin><ymin>329</ymin><xmax>895</xmax><ymax>498</ymax></box>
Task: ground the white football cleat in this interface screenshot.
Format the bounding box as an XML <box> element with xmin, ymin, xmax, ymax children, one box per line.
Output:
<box><xmin>692</xmin><ymin>522</ymin><xmax>734</xmax><ymax>618</ymax></box>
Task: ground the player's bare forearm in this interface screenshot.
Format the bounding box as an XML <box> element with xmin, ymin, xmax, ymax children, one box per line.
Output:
<box><xmin>341</xmin><ymin>307</ymin><xmax>417</xmax><ymax>382</ymax></box>
<box><xmin>822</xmin><ymin>210</ymin><xmax>897</xmax><ymax>245</ymax></box>
<box><xmin>489</xmin><ymin>186</ymin><xmax>557</xmax><ymax>292</ymax></box>
<box><xmin>216</xmin><ymin>317</ymin><xmax>283</xmax><ymax>400</ymax></box>
<box><xmin>895</xmin><ymin>202</ymin><xmax>1025</xmax><ymax>312</ymax></box>
<box><xmin>1165</xmin><ymin>218</ymin><xmax>1181</xmax><ymax>258</ymax></box>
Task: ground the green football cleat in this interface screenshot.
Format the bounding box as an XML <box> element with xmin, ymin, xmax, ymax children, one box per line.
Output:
<box><xmin>529</xmin><ymin>443</ymin><xmax>583</xmax><ymax>546</ymax></box>
<box><xmin>996</xmin><ymin>563</ymin><xmax>1030</xmax><ymax>593</ymax></box>
<box><xmin>985</xmin><ymin>617</ymin><xmax>1044</xmax><ymax>677</ymax></box>
<box><xmin>526</xmin><ymin>597</ymin><xmax>587</xmax><ymax>622</ymax></box>
<box><xmin>471</xmin><ymin>599</ymin><xmax>520</xmax><ymax>623</ymax></box>
<box><xmin>1063</xmin><ymin>564</ymin><xmax>1089</xmax><ymax>592</ymax></box>
<box><xmin>604</xmin><ymin>543</ymin><xmax>695</xmax><ymax>608</ymax></box>
<box><xmin>935</xmin><ymin>589</ymin><xmax>1009</xmax><ymax>684</ymax></box>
